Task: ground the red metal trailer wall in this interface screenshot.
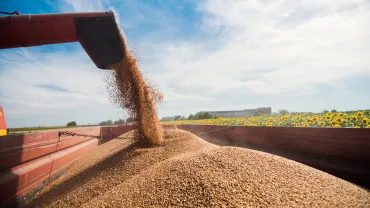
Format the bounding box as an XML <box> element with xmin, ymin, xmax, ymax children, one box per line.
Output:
<box><xmin>0</xmin><ymin>125</ymin><xmax>134</xmax><ymax>208</ymax></box>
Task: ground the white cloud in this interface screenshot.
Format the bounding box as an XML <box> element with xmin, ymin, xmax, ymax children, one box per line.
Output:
<box><xmin>1</xmin><ymin>51</ymin><xmax>106</xmax><ymax>94</ymax></box>
<box><xmin>0</xmin><ymin>48</ymin><xmax>121</xmax><ymax>126</ymax></box>
<box><xmin>149</xmin><ymin>0</ymin><xmax>370</xmax><ymax>95</ymax></box>
<box><xmin>62</xmin><ymin>0</ymin><xmax>106</xmax><ymax>12</ymax></box>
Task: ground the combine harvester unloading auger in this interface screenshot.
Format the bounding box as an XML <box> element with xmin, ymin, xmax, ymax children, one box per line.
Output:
<box><xmin>0</xmin><ymin>10</ymin><xmax>164</xmax><ymax>146</ymax></box>
<box><xmin>0</xmin><ymin>10</ymin><xmax>123</xmax><ymax>69</ymax></box>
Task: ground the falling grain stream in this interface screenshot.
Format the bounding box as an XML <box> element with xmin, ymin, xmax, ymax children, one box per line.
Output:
<box><xmin>106</xmin><ymin>33</ymin><xmax>164</xmax><ymax>146</ymax></box>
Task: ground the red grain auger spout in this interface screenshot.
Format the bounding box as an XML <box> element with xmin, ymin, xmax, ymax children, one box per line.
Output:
<box><xmin>0</xmin><ymin>11</ymin><xmax>124</xmax><ymax>69</ymax></box>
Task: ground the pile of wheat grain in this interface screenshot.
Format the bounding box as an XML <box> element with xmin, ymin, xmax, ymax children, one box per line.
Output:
<box><xmin>28</xmin><ymin>129</ymin><xmax>369</xmax><ymax>208</ymax></box>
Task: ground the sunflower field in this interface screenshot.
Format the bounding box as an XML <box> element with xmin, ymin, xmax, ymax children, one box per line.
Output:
<box><xmin>161</xmin><ymin>111</ymin><xmax>370</xmax><ymax>128</ymax></box>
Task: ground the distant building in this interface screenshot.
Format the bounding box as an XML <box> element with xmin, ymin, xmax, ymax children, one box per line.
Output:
<box><xmin>161</xmin><ymin>116</ymin><xmax>175</xmax><ymax>121</ymax></box>
<box><xmin>208</xmin><ymin>107</ymin><xmax>271</xmax><ymax>118</ymax></box>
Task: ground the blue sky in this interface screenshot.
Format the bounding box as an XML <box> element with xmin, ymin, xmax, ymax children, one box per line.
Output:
<box><xmin>1</xmin><ymin>0</ymin><xmax>370</xmax><ymax>128</ymax></box>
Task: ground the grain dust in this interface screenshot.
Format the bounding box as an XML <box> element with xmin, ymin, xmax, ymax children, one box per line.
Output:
<box><xmin>28</xmin><ymin>129</ymin><xmax>370</xmax><ymax>208</ymax></box>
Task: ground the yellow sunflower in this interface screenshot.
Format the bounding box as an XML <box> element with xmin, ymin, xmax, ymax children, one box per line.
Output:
<box><xmin>357</xmin><ymin>111</ymin><xmax>363</xmax><ymax>117</ymax></box>
<box><xmin>302</xmin><ymin>122</ymin><xmax>309</xmax><ymax>127</ymax></box>
<box><xmin>336</xmin><ymin>117</ymin><xmax>342</xmax><ymax>123</ymax></box>
<box><xmin>312</xmin><ymin>116</ymin><xmax>318</xmax><ymax>122</ymax></box>
<box><xmin>362</xmin><ymin>118</ymin><xmax>369</xmax><ymax>125</ymax></box>
<box><xmin>351</xmin><ymin>115</ymin><xmax>358</xmax><ymax>122</ymax></box>
<box><xmin>278</xmin><ymin>122</ymin><xmax>283</xmax><ymax>126</ymax></box>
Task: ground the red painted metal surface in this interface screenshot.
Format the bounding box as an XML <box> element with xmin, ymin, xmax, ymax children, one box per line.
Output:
<box><xmin>233</xmin><ymin>126</ymin><xmax>367</xmax><ymax>158</ymax></box>
<box><xmin>162</xmin><ymin>125</ymin><xmax>177</xmax><ymax>130</ymax></box>
<box><xmin>0</xmin><ymin>11</ymin><xmax>114</xmax><ymax>49</ymax></box>
<box><xmin>0</xmin><ymin>143</ymin><xmax>58</xmax><ymax>171</ymax></box>
<box><xmin>110</xmin><ymin>125</ymin><xmax>136</xmax><ymax>137</ymax></box>
<box><xmin>0</xmin><ymin>156</ymin><xmax>53</xmax><ymax>207</ymax></box>
<box><xmin>50</xmin><ymin>139</ymin><xmax>99</xmax><ymax>176</ymax></box>
<box><xmin>0</xmin><ymin>127</ymin><xmax>102</xmax><ymax>170</ymax></box>
<box><xmin>176</xmin><ymin>125</ymin><xmax>370</xmax><ymax>159</ymax></box>
<box><xmin>0</xmin><ymin>132</ymin><xmax>58</xmax><ymax>149</ymax></box>
<box><xmin>0</xmin><ymin>132</ymin><xmax>59</xmax><ymax>170</ymax></box>
<box><xmin>56</xmin><ymin>127</ymin><xmax>101</xmax><ymax>150</ymax></box>
<box><xmin>0</xmin><ymin>125</ymin><xmax>135</xmax><ymax>207</ymax></box>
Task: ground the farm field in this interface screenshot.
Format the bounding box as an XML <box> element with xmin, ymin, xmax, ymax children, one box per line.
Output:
<box><xmin>8</xmin><ymin>126</ymin><xmax>78</xmax><ymax>134</ymax></box>
<box><xmin>8</xmin><ymin>125</ymin><xmax>99</xmax><ymax>134</ymax></box>
<box><xmin>162</xmin><ymin>111</ymin><xmax>370</xmax><ymax>128</ymax></box>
